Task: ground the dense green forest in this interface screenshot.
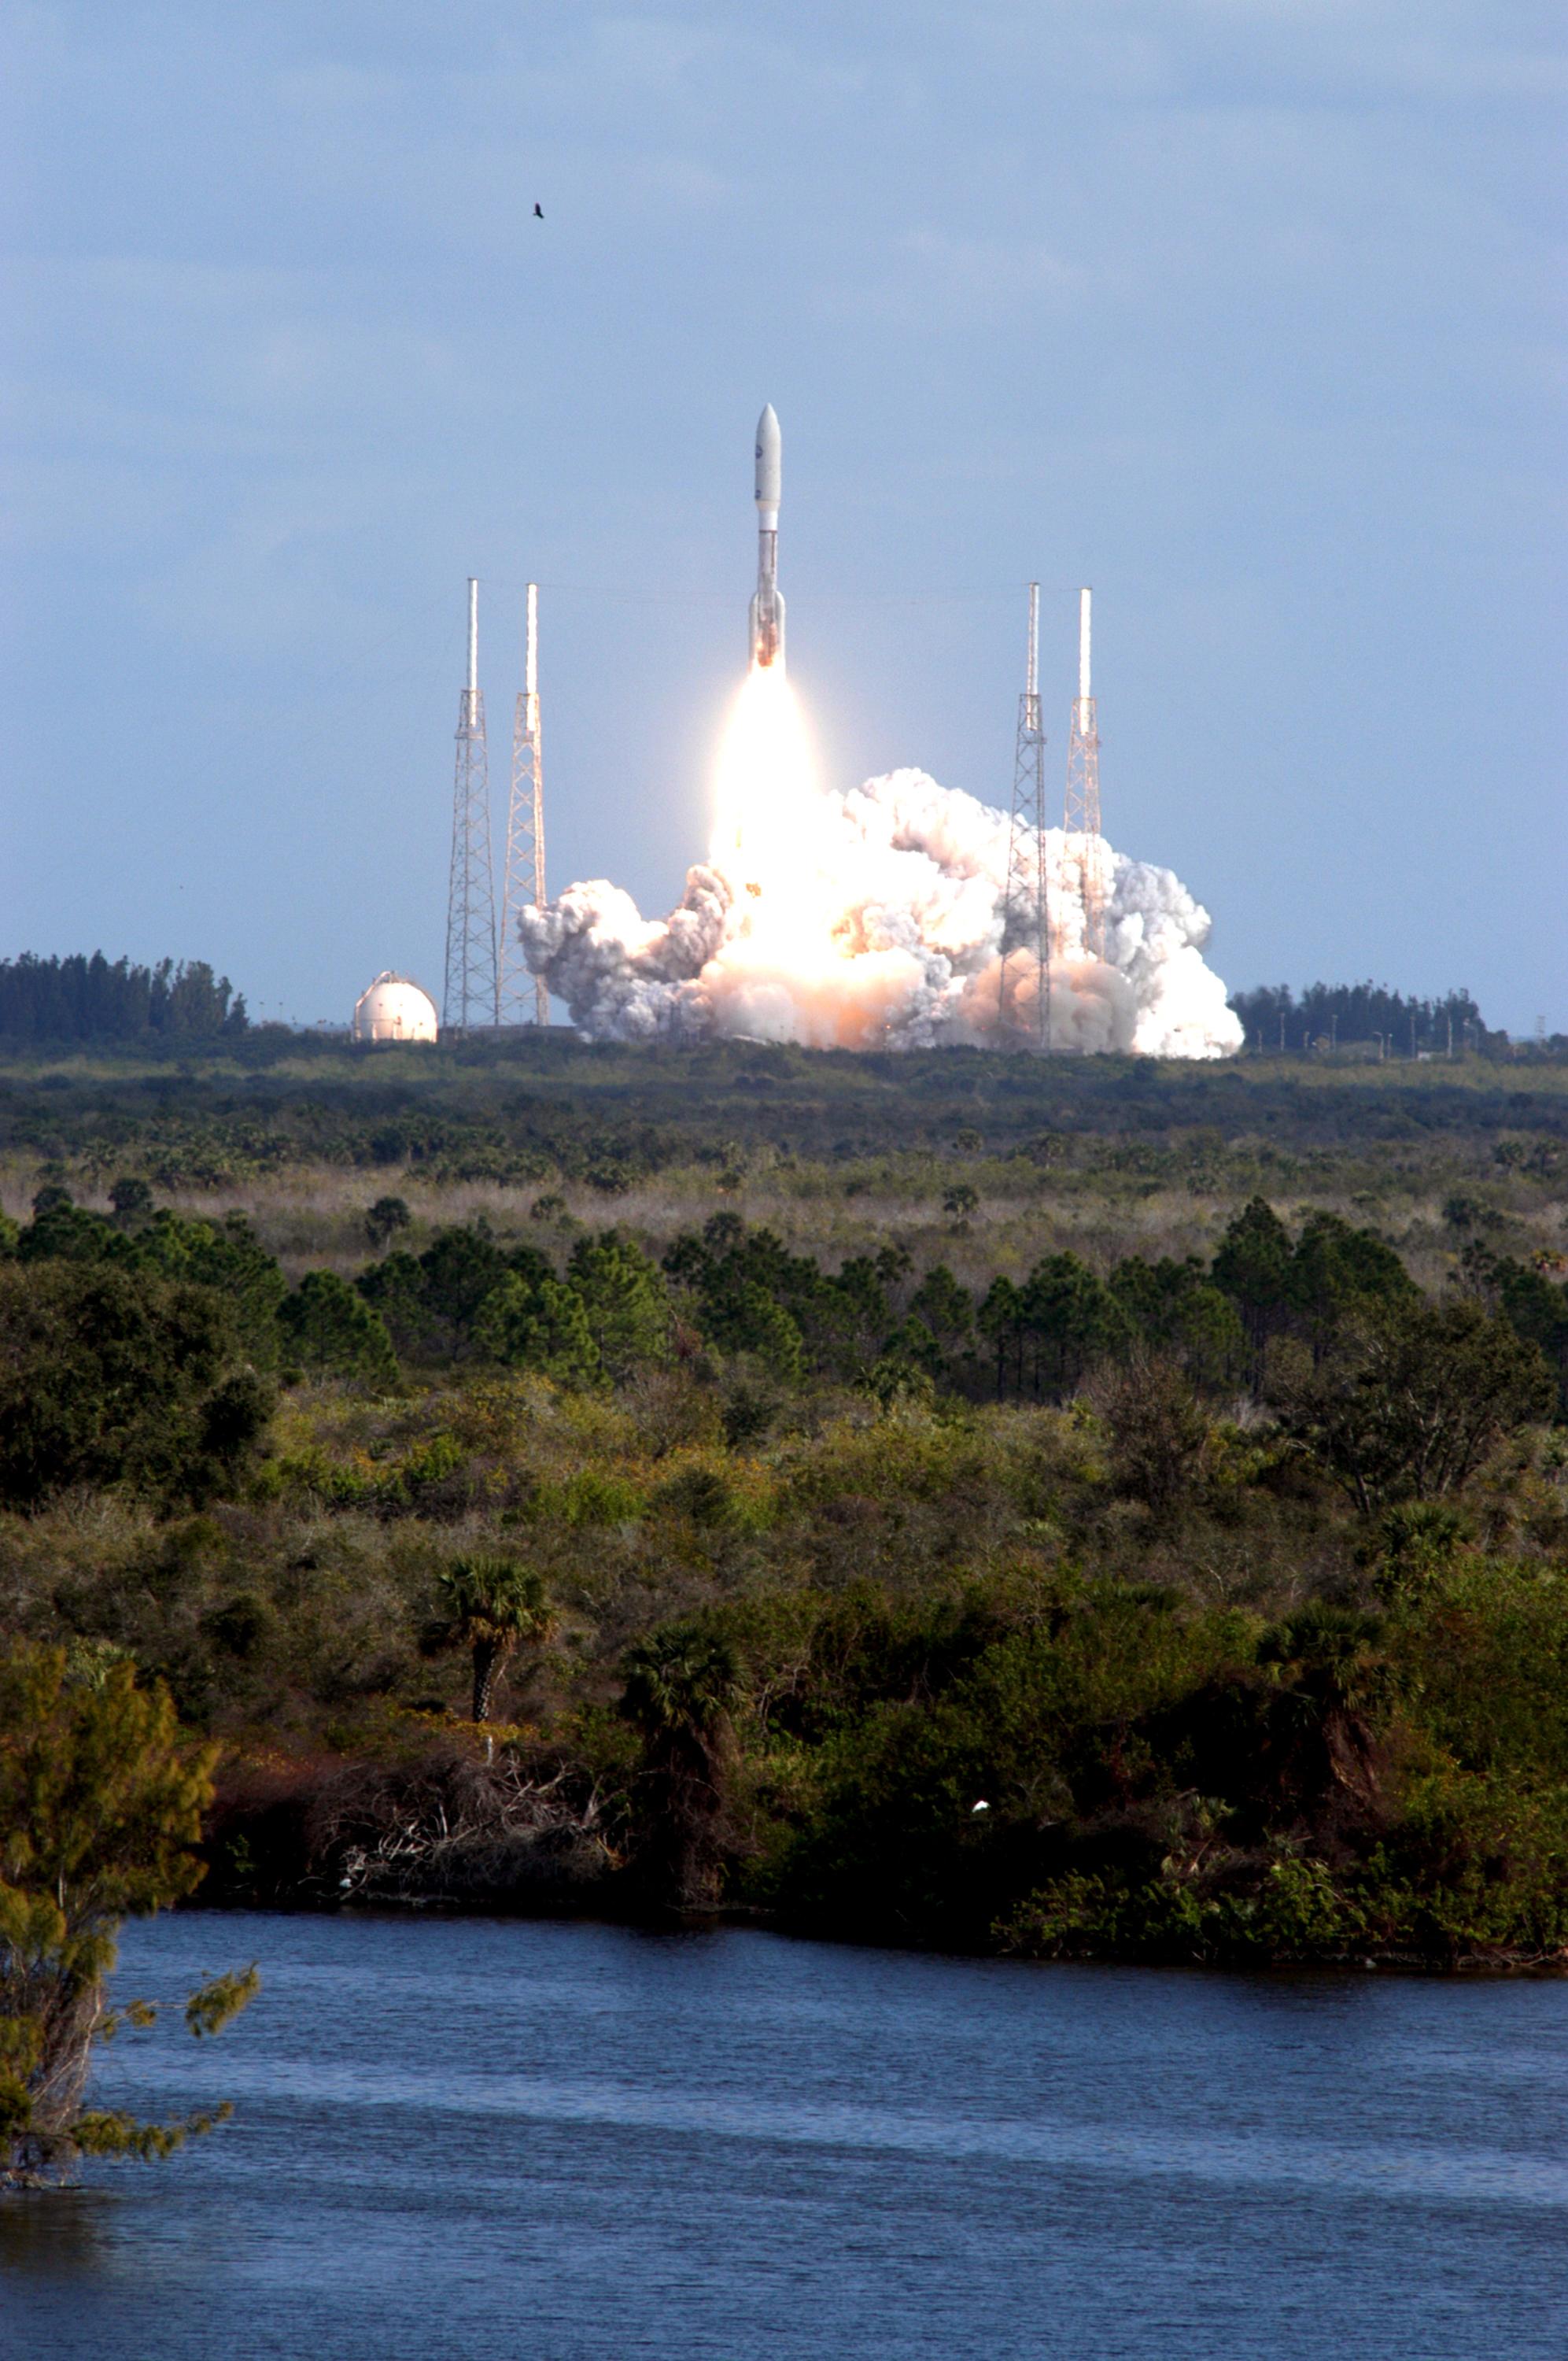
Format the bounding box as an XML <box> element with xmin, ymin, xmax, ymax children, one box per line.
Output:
<box><xmin>1227</xmin><ymin>981</ymin><xmax>1506</xmax><ymax>1057</ymax></box>
<box><xmin>0</xmin><ymin>954</ymin><xmax>247</xmax><ymax>1042</ymax></box>
<box><xmin>2</xmin><ymin>1036</ymin><xmax>1566</xmax><ymax>1970</ymax></box>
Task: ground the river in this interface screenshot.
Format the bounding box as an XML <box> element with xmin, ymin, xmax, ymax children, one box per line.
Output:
<box><xmin>2</xmin><ymin>1911</ymin><xmax>1564</xmax><ymax>2357</ymax></box>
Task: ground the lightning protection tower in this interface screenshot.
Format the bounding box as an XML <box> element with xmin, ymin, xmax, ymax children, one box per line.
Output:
<box><xmin>1063</xmin><ymin>586</ymin><xmax>1107</xmax><ymax>961</ymax></box>
<box><xmin>499</xmin><ymin>582</ymin><xmax>549</xmax><ymax>1026</ymax></box>
<box><xmin>442</xmin><ymin>579</ymin><xmax>499</xmax><ymax>1033</ymax></box>
<box><xmin>998</xmin><ymin>582</ymin><xmax>1052</xmax><ymax>1053</ymax></box>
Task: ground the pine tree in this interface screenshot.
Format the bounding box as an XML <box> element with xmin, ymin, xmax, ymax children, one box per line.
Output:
<box><xmin>0</xmin><ymin>1646</ymin><xmax>256</xmax><ymax>2188</ymax></box>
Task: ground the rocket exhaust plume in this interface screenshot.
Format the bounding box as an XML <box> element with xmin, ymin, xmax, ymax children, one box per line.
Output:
<box><xmin>518</xmin><ymin>410</ymin><xmax>1244</xmax><ymax>1059</ymax></box>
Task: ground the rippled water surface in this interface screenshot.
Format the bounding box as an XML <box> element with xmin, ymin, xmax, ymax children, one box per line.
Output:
<box><xmin>3</xmin><ymin>1911</ymin><xmax>1565</xmax><ymax>2359</ymax></box>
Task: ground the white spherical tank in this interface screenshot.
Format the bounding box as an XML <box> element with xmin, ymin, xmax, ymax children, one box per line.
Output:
<box><xmin>352</xmin><ymin>972</ymin><xmax>439</xmax><ymax>1044</ymax></box>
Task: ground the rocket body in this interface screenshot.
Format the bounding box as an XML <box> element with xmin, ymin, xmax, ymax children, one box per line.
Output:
<box><xmin>748</xmin><ymin>403</ymin><xmax>785</xmax><ymax>669</ymax></box>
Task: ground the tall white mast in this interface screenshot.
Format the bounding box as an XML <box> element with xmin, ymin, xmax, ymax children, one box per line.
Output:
<box><xmin>1064</xmin><ymin>585</ymin><xmax>1105</xmax><ymax>961</ymax></box>
<box><xmin>443</xmin><ymin>578</ymin><xmax>498</xmax><ymax>1030</ymax></box>
<box><xmin>500</xmin><ymin>582</ymin><xmax>549</xmax><ymax>1025</ymax></box>
<box><xmin>998</xmin><ymin>581</ymin><xmax>1052</xmax><ymax>1053</ymax></box>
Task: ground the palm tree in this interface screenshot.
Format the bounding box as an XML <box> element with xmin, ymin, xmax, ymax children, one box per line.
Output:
<box><xmin>436</xmin><ymin>1557</ymin><xmax>552</xmax><ymax>1726</ymax></box>
<box><xmin>620</xmin><ymin>1621</ymin><xmax>740</xmax><ymax>1910</ymax></box>
<box><xmin>1257</xmin><ymin>1602</ymin><xmax>1389</xmax><ymax>1816</ymax></box>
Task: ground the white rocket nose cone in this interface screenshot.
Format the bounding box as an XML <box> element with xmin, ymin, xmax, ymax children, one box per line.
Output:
<box><xmin>754</xmin><ymin>404</ymin><xmax>782</xmax><ymax>508</ymax></box>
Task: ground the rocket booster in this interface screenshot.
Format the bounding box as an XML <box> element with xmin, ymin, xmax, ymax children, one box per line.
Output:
<box><xmin>748</xmin><ymin>404</ymin><xmax>785</xmax><ymax>669</ymax></box>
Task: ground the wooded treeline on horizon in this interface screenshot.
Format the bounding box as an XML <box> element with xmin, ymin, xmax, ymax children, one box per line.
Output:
<box><xmin>0</xmin><ymin>951</ymin><xmax>1534</xmax><ymax>1054</ymax></box>
<box><xmin>0</xmin><ymin>954</ymin><xmax>248</xmax><ymax>1042</ymax></box>
<box><xmin>1227</xmin><ymin>981</ymin><xmax>1501</xmax><ymax>1055</ymax></box>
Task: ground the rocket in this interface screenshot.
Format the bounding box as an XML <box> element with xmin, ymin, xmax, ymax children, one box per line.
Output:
<box><xmin>748</xmin><ymin>403</ymin><xmax>785</xmax><ymax>669</ymax></box>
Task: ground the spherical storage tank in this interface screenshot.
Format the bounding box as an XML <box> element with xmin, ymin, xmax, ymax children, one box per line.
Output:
<box><xmin>352</xmin><ymin>972</ymin><xmax>439</xmax><ymax>1044</ymax></box>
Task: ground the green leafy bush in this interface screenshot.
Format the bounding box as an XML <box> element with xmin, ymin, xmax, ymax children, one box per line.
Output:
<box><xmin>0</xmin><ymin>1261</ymin><xmax>271</xmax><ymax>1507</ymax></box>
<box><xmin>280</xmin><ymin>1271</ymin><xmax>399</xmax><ymax>1386</ymax></box>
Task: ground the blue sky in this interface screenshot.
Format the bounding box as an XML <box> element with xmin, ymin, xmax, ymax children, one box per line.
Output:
<box><xmin>2</xmin><ymin>1</ymin><xmax>1562</xmax><ymax>1030</ymax></box>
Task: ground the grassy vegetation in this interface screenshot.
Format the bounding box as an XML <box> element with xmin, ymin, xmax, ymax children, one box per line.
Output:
<box><xmin>2</xmin><ymin>1035</ymin><xmax>1566</xmax><ymax>1967</ymax></box>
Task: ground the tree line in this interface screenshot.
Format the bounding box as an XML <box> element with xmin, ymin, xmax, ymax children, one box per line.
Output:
<box><xmin>0</xmin><ymin>953</ymin><xmax>248</xmax><ymax>1042</ymax></box>
<box><xmin>1227</xmin><ymin>979</ymin><xmax>1496</xmax><ymax>1055</ymax></box>
<box><xmin>1</xmin><ymin>1180</ymin><xmax>1562</xmax><ymax>1514</ymax></box>
<box><xmin>0</xmin><ymin>954</ymin><xmax>1515</xmax><ymax>1062</ymax></box>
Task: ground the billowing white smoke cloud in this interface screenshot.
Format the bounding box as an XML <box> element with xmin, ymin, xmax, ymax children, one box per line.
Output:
<box><xmin>521</xmin><ymin>765</ymin><xmax>1242</xmax><ymax>1058</ymax></box>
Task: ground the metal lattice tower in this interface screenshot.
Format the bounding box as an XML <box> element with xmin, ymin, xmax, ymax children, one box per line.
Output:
<box><xmin>499</xmin><ymin>582</ymin><xmax>549</xmax><ymax>1026</ymax></box>
<box><xmin>998</xmin><ymin>582</ymin><xmax>1052</xmax><ymax>1053</ymax></box>
<box><xmin>1063</xmin><ymin>586</ymin><xmax>1106</xmax><ymax>961</ymax></box>
<box><xmin>442</xmin><ymin>578</ymin><xmax>498</xmax><ymax>1033</ymax></box>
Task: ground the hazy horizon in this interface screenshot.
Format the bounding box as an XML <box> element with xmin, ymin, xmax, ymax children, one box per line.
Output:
<box><xmin>2</xmin><ymin>2</ymin><xmax>1563</xmax><ymax>1033</ymax></box>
